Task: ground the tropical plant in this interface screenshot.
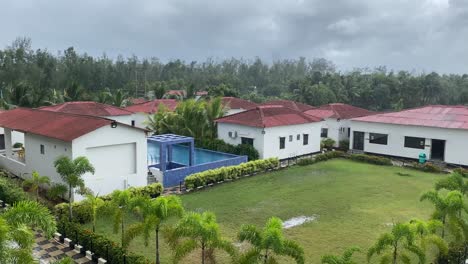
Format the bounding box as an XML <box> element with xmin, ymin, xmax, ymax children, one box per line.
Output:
<box><xmin>63</xmin><ymin>82</ymin><xmax>87</xmax><ymax>102</ymax></box>
<box><xmin>420</xmin><ymin>190</ymin><xmax>465</xmax><ymax>239</ymax></box>
<box><xmin>435</xmin><ymin>172</ymin><xmax>468</xmax><ymax>195</ymax></box>
<box><xmin>124</xmin><ymin>195</ymin><xmax>184</xmax><ymax>264</ymax></box>
<box><xmin>104</xmin><ymin>189</ymin><xmax>136</xmax><ymax>250</ymax></box>
<box><xmin>23</xmin><ymin>170</ymin><xmax>50</xmax><ymax>202</ymax></box>
<box><xmin>321</xmin><ymin>247</ymin><xmax>360</xmax><ymax>264</ymax></box>
<box><xmin>167</xmin><ymin>211</ymin><xmax>236</xmax><ymax>264</ymax></box>
<box><xmin>409</xmin><ymin>218</ymin><xmax>448</xmax><ymax>256</ymax></box>
<box><xmin>110</xmin><ymin>89</ymin><xmax>130</xmax><ymax>107</ymax></box>
<box><xmin>367</xmin><ymin>222</ymin><xmax>425</xmax><ymax>264</ymax></box>
<box><xmin>0</xmin><ymin>200</ymin><xmax>56</xmax><ymax>264</ymax></box>
<box><xmin>54</xmin><ymin>156</ymin><xmax>95</xmax><ymax>220</ymax></box>
<box><xmin>237</xmin><ymin>217</ymin><xmax>305</xmax><ymax>264</ymax></box>
<box><xmin>204</xmin><ymin>97</ymin><xmax>226</xmax><ymax>138</ymax></box>
<box><xmin>82</xmin><ymin>193</ymin><xmax>104</xmax><ymax>233</ymax></box>
<box><xmin>51</xmin><ymin>256</ymin><xmax>74</xmax><ymax>264</ymax></box>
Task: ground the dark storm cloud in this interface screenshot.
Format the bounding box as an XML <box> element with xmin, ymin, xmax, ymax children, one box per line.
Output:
<box><xmin>0</xmin><ymin>0</ymin><xmax>466</xmax><ymax>73</ymax></box>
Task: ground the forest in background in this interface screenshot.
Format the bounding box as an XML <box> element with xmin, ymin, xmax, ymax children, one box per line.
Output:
<box><xmin>1</xmin><ymin>37</ymin><xmax>468</xmax><ymax>110</ymax></box>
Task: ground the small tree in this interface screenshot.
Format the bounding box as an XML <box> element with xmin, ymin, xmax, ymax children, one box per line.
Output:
<box><xmin>321</xmin><ymin>247</ymin><xmax>360</xmax><ymax>264</ymax></box>
<box><xmin>124</xmin><ymin>195</ymin><xmax>184</xmax><ymax>264</ymax></box>
<box><xmin>167</xmin><ymin>211</ymin><xmax>236</xmax><ymax>264</ymax></box>
<box><xmin>409</xmin><ymin>219</ymin><xmax>448</xmax><ymax>256</ymax></box>
<box><xmin>82</xmin><ymin>193</ymin><xmax>104</xmax><ymax>233</ymax></box>
<box><xmin>238</xmin><ymin>217</ymin><xmax>305</xmax><ymax>264</ymax></box>
<box><xmin>54</xmin><ymin>156</ymin><xmax>95</xmax><ymax>220</ymax></box>
<box><xmin>105</xmin><ymin>189</ymin><xmax>136</xmax><ymax>250</ymax></box>
<box><xmin>368</xmin><ymin>222</ymin><xmax>425</xmax><ymax>264</ymax></box>
<box><xmin>23</xmin><ymin>171</ymin><xmax>50</xmax><ymax>202</ymax></box>
<box><xmin>435</xmin><ymin>172</ymin><xmax>468</xmax><ymax>195</ymax></box>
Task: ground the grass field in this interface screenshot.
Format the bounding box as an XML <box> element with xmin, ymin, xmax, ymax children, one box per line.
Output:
<box><xmin>89</xmin><ymin>159</ymin><xmax>443</xmax><ymax>263</ymax></box>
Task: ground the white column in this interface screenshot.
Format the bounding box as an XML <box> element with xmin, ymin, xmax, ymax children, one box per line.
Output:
<box><xmin>4</xmin><ymin>129</ymin><xmax>12</xmax><ymax>158</ymax></box>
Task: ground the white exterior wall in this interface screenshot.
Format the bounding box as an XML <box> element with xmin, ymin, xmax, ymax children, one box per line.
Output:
<box><xmin>131</xmin><ymin>112</ymin><xmax>150</xmax><ymax>129</ymax></box>
<box><xmin>321</xmin><ymin>118</ymin><xmax>351</xmax><ymax>147</ymax></box>
<box><xmin>72</xmin><ymin>124</ymin><xmax>147</xmax><ymax>201</ymax></box>
<box><xmin>350</xmin><ymin>120</ymin><xmax>468</xmax><ymax>166</ymax></box>
<box><xmin>217</xmin><ymin>122</ymin><xmax>321</xmax><ymax>159</ymax></box>
<box><xmin>103</xmin><ymin>115</ymin><xmax>134</xmax><ymax>126</ymax></box>
<box><xmin>0</xmin><ymin>128</ymin><xmax>25</xmax><ymax>145</ymax></box>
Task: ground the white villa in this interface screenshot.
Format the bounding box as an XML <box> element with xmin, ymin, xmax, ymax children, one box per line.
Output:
<box><xmin>303</xmin><ymin>103</ymin><xmax>375</xmax><ymax>147</ymax></box>
<box><xmin>125</xmin><ymin>99</ymin><xmax>179</xmax><ymax>129</ymax></box>
<box><xmin>350</xmin><ymin>105</ymin><xmax>468</xmax><ymax>166</ymax></box>
<box><xmin>221</xmin><ymin>97</ymin><xmax>258</xmax><ymax>116</ymax></box>
<box><xmin>0</xmin><ymin>108</ymin><xmax>148</xmax><ymax>201</ymax></box>
<box><xmin>216</xmin><ymin>105</ymin><xmax>323</xmax><ymax>160</ymax></box>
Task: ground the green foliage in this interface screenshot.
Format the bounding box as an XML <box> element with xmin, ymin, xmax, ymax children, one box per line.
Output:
<box><xmin>55</xmin><ymin>202</ymin><xmax>93</xmax><ymax>224</ymax></box>
<box><xmin>238</xmin><ymin>217</ymin><xmax>305</xmax><ymax>264</ymax></box>
<box><xmin>321</xmin><ymin>138</ymin><xmax>336</xmax><ymax>149</ymax></box>
<box><xmin>22</xmin><ymin>171</ymin><xmax>50</xmax><ymax>202</ymax></box>
<box><xmin>321</xmin><ymin>247</ymin><xmax>360</xmax><ymax>264</ymax></box>
<box><xmin>99</xmin><ymin>183</ymin><xmax>163</xmax><ymax>200</ymax></box>
<box><xmin>0</xmin><ymin>177</ymin><xmax>28</xmax><ymax>204</ymax></box>
<box><xmin>348</xmin><ymin>154</ymin><xmax>392</xmax><ymax>166</ymax></box>
<box><xmin>195</xmin><ymin>138</ymin><xmax>260</xmax><ymax>161</ymax></box>
<box><xmin>410</xmin><ymin>162</ymin><xmax>442</xmax><ymax>173</ymax></box>
<box><xmin>12</xmin><ymin>142</ymin><xmax>23</xmax><ymax>148</ymax></box>
<box><xmin>453</xmin><ymin>167</ymin><xmax>468</xmax><ymax>178</ymax></box>
<box><xmin>338</xmin><ymin>140</ymin><xmax>349</xmax><ymax>151</ymax></box>
<box><xmin>46</xmin><ymin>183</ymin><xmax>68</xmax><ymax>201</ymax></box>
<box><xmin>184</xmin><ymin>158</ymin><xmax>279</xmax><ymax>189</ymax></box>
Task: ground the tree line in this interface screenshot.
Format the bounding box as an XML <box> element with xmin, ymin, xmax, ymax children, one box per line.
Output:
<box><xmin>1</xmin><ymin>37</ymin><xmax>468</xmax><ymax>111</ymax></box>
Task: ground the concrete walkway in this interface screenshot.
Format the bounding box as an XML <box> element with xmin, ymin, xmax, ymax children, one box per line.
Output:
<box><xmin>34</xmin><ymin>231</ymin><xmax>94</xmax><ymax>264</ymax></box>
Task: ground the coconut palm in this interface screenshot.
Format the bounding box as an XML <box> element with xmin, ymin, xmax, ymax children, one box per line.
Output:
<box><xmin>105</xmin><ymin>189</ymin><xmax>138</xmax><ymax>250</ymax></box>
<box><xmin>435</xmin><ymin>172</ymin><xmax>468</xmax><ymax>195</ymax></box>
<box><xmin>95</xmin><ymin>88</ymin><xmax>112</xmax><ymax>104</ymax></box>
<box><xmin>54</xmin><ymin>156</ymin><xmax>95</xmax><ymax>220</ymax></box>
<box><xmin>167</xmin><ymin>211</ymin><xmax>236</xmax><ymax>264</ymax></box>
<box><xmin>204</xmin><ymin>97</ymin><xmax>226</xmax><ymax>138</ymax></box>
<box><xmin>420</xmin><ymin>190</ymin><xmax>465</xmax><ymax>239</ymax></box>
<box><xmin>367</xmin><ymin>222</ymin><xmax>425</xmax><ymax>264</ymax></box>
<box><xmin>321</xmin><ymin>247</ymin><xmax>360</xmax><ymax>264</ymax></box>
<box><xmin>82</xmin><ymin>193</ymin><xmax>104</xmax><ymax>233</ymax></box>
<box><xmin>237</xmin><ymin>217</ymin><xmax>305</xmax><ymax>264</ymax></box>
<box><xmin>0</xmin><ymin>200</ymin><xmax>56</xmax><ymax>263</ymax></box>
<box><xmin>409</xmin><ymin>219</ymin><xmax>448</xmax><ymax>257</ymax></box>
<box><xmin>23</xmin><ymin>170</ymin><xmax>50</xmax><ymax>202</ymax></box>
<box><xmin>124</xmin><ymin>195</ymin><xmax>184</xmax><ymax>264</ymax></box>
<box><xmin>110</xmin><ymin>89</ymin><xmax>130</xmax><ymax>107</ymax></box>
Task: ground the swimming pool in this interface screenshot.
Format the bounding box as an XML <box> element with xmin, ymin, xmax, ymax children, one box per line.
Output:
<box><xmin>147</xmin><ymin>142</ymin><xmax>236</xmax><ymax>166</ymax></box>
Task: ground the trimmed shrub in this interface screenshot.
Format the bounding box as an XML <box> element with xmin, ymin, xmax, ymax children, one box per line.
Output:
<box><xmin>58</xmin><ymin>218</ymin><xmax>149</xmax><ymax>264</ymax></box>
<box><xmin>321</xmin><ymin>138</ymin><xmax>336</xmax><ymax>149</ymax></box>
<box><xmin>100</xmin><ymin>183</ymin><xmax>163</xmax><ymax>201</ymax></box>
<box><xmin>348</xmin><ymin>154</ymin><xmax>392</xmax><ymax>166</ymax></box>
<box><xmin>46</xmin><ymin>183</ymin><xmax>68</xmax><ymax>202</ymax></box>
<box><xmin>195</xmin><ymin>139</ymin><xmax>259</xmax><ymax>161</ymax></box>
<box><xmin>297</xmin><ymin>158</ymin><xmax>315</xmax><ymax>166</ymax></box>
<box><xmin>315</xmin><ymin>151</ymin><xmax>345</xmax><ymax>162</ymax></box>
<box><xmin>55</xmin><ymin>202</ymin><xmax>93</xmax><ymax>224</ymax></box>
<box><xmin>13</xmin><ymin>142</ymin><xmax>23</xmax><ymax>148</ymax></box>
<box><xmin>184</xmin><ymin>158</ymin><xmax>279</xmax><ymax>189</ymax></box>
<box><xmin>0</xmin><ymin>177</ymin><xmax>28</xmax><ymax>204</ymax></box>
<box><xmin>410</xmin><ymin>162</ymin><xmax>442</xmax><ymax>173</ymax></box>
<box><xmin>338</xmin><ymin>140</ymin><xmax>349</xmax><ymax>150</ymax></box>
<box><xmin>453</xmin><ymin>167</ymin><xmax>468</xmax><ymax>177</ymax></box>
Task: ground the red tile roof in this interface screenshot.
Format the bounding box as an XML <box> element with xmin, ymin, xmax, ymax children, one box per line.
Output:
<box><xmin>261</xmin><ymin>100</ymin><xmax>315</xmax><ymax>112</ymax></box>
<box><xmin>304</xmin><ymin>103</ymin><xmax>375</xmax><ymax>119</ymax></box>
<box><xmin>125</xmin><ymin>99</ymin><xmax>179</xmax><ymax>114</ymax></box>
<box><xmin>216</xmin><ymin>105</ymin><xmax>322</xmax><ymax>128</ymax></box>
<box><xmin>39</xmin><ymin>101</ymin><xmax>133</xmax><ymax>117</ymax></box>
<box><xmin>352</xmin><ymin>105</ymin><xmax>468</xmax><ymax>130</ymax></box>
<box><xmin>196</xmin><ymin>91</ymin><xmax>208</xmax><ymax>96</ymax></box>
<box><xmin>165</xmin><ymin>90</ymin><xmax>186</xmax><ymax>97</ymax></box>
<box><xmin>222</xmin><ymin>97</ymin><xmax>258</xmax><ymax>110</ymax></box>
<box><xmin>129</xmin><ymin>98</ymin><xmax>149</xmax><ymax>105</ymax></box>
<box><xmin>0</xmin><ymin>108</ymin><xmax>115</xmax><ymax>142</ymax></box>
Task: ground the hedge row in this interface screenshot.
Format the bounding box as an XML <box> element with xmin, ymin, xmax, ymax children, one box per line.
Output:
<box><xmin>55</xmin><ymin>183</ymin><xmax>163</xmax><ymax>223</ymax></box>
<box><xmin>297</xmin><ymin>152</ymin><xmax>392</xmax><ymax>166</ymax></box>
<box><xmin>348</xmin><ymin>154</ymin><xmax>392</xmax><ymax>166</ymax></box>
<box><xmin>454</xmin><ymin>167</ymin><xmax>468</xmax><ymax>177</ymax></box>
<box><xmin>297</xmin><ymin>151</ymin><xmax>345</xmax><ymax>166</ymax></box>
<box><xmin>184</xmin><ymin>158</ymin><xmax>279</xmax><ymax>189</ymax></box>
<box><xmin>195</xmin><ymin>139</ymin><xmax>260</xmax><ymax>161</ymax></box>
<box><xmin>58</xmin><ymin>218</ymin><xmax>149</xmax><ymax>264</ymax></box>
<box><xmin>409</xmin><ymin>162</ymin><xmax>442</xmax><ymax>173</ymax></box>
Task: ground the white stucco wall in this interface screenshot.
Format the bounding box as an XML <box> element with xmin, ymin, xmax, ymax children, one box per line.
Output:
<box><xmin>103</xmin><ymin>114</ymin><xmax>134</xmax><ymax>126</ymax></box>
<box><xmin>131</xmin><ymin>112</ymin><xmax>150</xmax><ymax>129</ymax></box>
<box><xmin>349</xmin><ymin>120</ymin><xmax>468</xmax><ymax>166</ymax></box>
<box><xmin>217</xmin><ymin>122</ymin><xmax>321</xmax><ymax>159</ymax></box>
<box><xmin>72</xmin><ymin>124</ymin><xmax>148</xmax><ymax>201</ymax></box>
<box><xmin>0</xmin><ymin>128</ymin><xmax>25</xmax><ymax>146</ymax></box>
<box><xmin>321</xmin><ymin>118</ymin><xmax>351</xmax><ymax>147</ymax></box>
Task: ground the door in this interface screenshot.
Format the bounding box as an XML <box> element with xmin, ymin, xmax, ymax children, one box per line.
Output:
<box><xmin>431</xmin><ymin>139</ymin><xmax>445</xmax><ymax>161</ymax></box>
<box><xmin>0</xmin><ymin>135</ymin><xmax>5</xmax><ymax>150</ymax></box>
<box><xmin>353</xmin><ymin>131</ymin><xmax>365</xmax><ymax>151</ymax></box>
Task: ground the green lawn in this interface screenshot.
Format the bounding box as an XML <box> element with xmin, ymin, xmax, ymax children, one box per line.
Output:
<box><xmin>89</xmin><ymin>159</ymin><xmax>443</xmax><ymax>263</ymax></box>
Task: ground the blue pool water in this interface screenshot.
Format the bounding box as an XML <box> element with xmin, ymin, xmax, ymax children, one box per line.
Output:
<box><xmin>147</xmin><ymin>142</ymin><xmax>235</xmax><ymax>166</ymax></box>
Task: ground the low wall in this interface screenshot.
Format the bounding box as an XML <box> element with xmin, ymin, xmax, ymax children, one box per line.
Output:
<box><xmin>162</xmin><ymin>156</ymin><xmax>247</xmax><ymax>187</ymax></box>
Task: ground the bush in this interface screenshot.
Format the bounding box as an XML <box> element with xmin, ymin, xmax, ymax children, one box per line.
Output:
<box><xmin>100</xmin><ymin>183</ymin><xmax>163</xmax><ymax>201</ymax></box>
<box><xmin>410</xmin><ymin>162</ymin><xmax>442</xmax><ymax>173</ymax></box>
<box><xmin>348</xmin><ymin>154</ymin><xmax>392</xmax><ymax>166</ymax></box>
<box><xmin>196</xmin><ymin>139</ymin><xmax>259</xmax><ymax>161</ymax></box>
<box><xmin>55</xmin><ymin>202</ymin><xmax>93</xmax><ymax>224</ymax></box>
<box><xmin>453</xmin><ymin>167</ymin><xmax>468</xmax><ymax>177</ymax></box>
<box><xmin>0</xmin><ymin>178</ymin><xmax>28</xmax><ymax>204</ymax></box>
<box><xmin>338</xmin><ymin>140</ymin><xmax>349</xmax><ymax>150</ymax></box>
<box><xmin>297</xmin><ymin>158</ymin><xmax>315</xmax><ymax>166</ymax></box>
<box><xmin>13</xmin><ymin>142</ymin><xmax>23</xmax><ymax>148</ymax></box>
<box><xmin>57</xmin><ymin>218</ymin><xmax>149</xmax><ymax>264</ymax></box>
<box><xmin>185</xmin><ymin>158</ymin><xmax>279</xmax><ymax>189</ymax></box>
<box><xmin>321</xmin><ymin>138</ymin><xmax>336</xmax><ymax>149</ymax></box>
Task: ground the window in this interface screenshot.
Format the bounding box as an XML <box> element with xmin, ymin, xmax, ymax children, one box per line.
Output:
<box><xmin>348</xmin><ymin>128</ymin><xmax>351</xmax><ymax>138</ymax></box>
<box><xmin>279</xmin><ymin>137</ymin><xmax>285</xmax><ymax>149</ymax></box>
<box><xmin>321</xmin><ymin>128</ymin><xmax>328</xmax><ymax>138</ymax></box>
<box><xmin>297</xmin><ymin>134</ymin><xmax>300</xmax><ymax>140</ymax></box>
<box><xmin>404</xmin><ymin>136</ymin><xmax>425</xmax><ymax>149</ymax></box>
<box><xmin>40</xmin><ymin>144</ymin><xmax>45</xmax><ymax>154</ymax></box>
<box><xmin>241</xmin><ymin>137</ymin><xmax>254</xmax><ymax>146</ymax></box>
<box><xmin>289</xmin><ymin>135</ymin><xmax>293</xmax><ymax>142</ymax></box>
<box><xmin>369</xmin><ymin>133</ymin><xmax>388</xmax><ymax>145</ymax></box>
<box><xmin>131</xmin><ymin>120</ymin><xmax>135</xmax><ymax>127</ymax></box>
<box><xmin>303</xmin><ymin>134</ymin><xmax>309</xmax><ymax>145</ymax></box>
<box><xmin>228</xmin><ymin>132</ymin><xmax>233</xmax><ymax>137</ymax></box>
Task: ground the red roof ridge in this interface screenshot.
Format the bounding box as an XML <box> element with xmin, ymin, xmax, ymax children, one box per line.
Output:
<box><xmin>39</xmin><ymin>101</ymin><xmax>134</xmax><ymax>116</ymax></box>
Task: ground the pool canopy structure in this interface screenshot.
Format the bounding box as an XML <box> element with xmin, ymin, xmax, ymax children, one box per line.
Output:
<box><xmin>147</xmin><ymin>134</ymin><xmax>195</xmax><ymax>172</ymax></box>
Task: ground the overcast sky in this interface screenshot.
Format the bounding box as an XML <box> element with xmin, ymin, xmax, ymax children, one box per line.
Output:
<box><xmin>1</xmin><ymin>0</ymin><xmax>467</xmax><ymax>73</ymax></box>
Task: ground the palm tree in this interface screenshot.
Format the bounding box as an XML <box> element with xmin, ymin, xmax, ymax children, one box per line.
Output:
<box><xmin>167</xmin><ymin>211</ymin><xmax>236</xmax><ymax>264</ymax></box>
<box><xmin>435</xmin><ymin>172</ymin><xmax>468</xmax><ymax>195</ymax></box>
<box><xmin>82</xmin><ymin>193</ymin><xmax>104</xmax><ymax>233</ymax></box>
<box><xmin>111</xmin><ymin>89</ymin><xmax>130</xmax><ymax>107</ymax></box>
<box><xmin>95</xmin><ymin>88</ymin><xmax>112</xmax><ymax>104</ymax></box>
<box><xmin>54</xmin><ymin>156</ymin><xmax>95</xmax><ymax>220</ymax></box>
<box><xmin>63</xmin><ymin>82</ymin><xmax>87</xmax><ymax>102</ymax></box>
<box><xmin>321</xmin><ymin>247</ymin><xmax>360</xmax><ymax>264</ymax></box>
<box><xmin>420</xmin><ymin>190</ymin><xmax>465</xmax><ymax>239</ymax></box>
<box><xmin>23</xmin><ymin>170</ymin><xmax>50</xmax><ymax>202</ymax></box>
<box><xmin>237</xmin><ymin>217</ymin><xmax>305</xmax><ymax>264</ymax></box>
<box><xmin>204</xmin><ymin>97</ymin><xmax>226</xmax><ymax>139</ymax></box>
<box><xmin>409</xmin><ymin>219</ymin><xmax>448</xmax><ymax>256</ymax></box>
<box><xmin>124</xmin><ymin>195</ymin><xmax>184</xmax><ymax>264</ymax></box>
<box><xmin>0</xmin><ymin>200</ymin><xmax>56</xmax><ymax>263</ymax></box>
<box><xmin>367</xmin><ymin>222</ymin><xmax>425</xmax><ymax>264</ymax></box>
<box><xmin>105</xmin><ymin>189</ymin><xmax>135</xmax><ymax>249</ymax></box>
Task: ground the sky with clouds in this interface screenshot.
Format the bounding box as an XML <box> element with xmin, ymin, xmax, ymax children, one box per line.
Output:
<box><xmin>1</xmin><ymin>0</ymin><xmax>467</xmax><ymax>73</ymax></box>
